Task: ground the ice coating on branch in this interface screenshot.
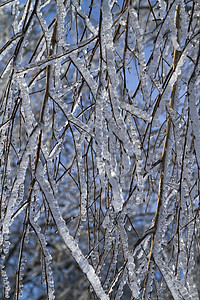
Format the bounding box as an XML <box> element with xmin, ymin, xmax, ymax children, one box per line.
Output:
<box><xmin>188</xmin><ymin>62</ymin><xmax>200</xmax><ymax>166</ymax></box>
<box><xmin>29</xmin><ymin>203</ymin><xmax>55</xmax><ymax>300</ymax></box>
<box><xmin>102</xmin><ymin>103</ymin><xmax>134</xmax><ymax>156</ymax></box>
<box><xmin>16</xmin><ymin>35</ymin><xmax>97</xmax><ymax>73</ymax></box>
<box><xmin>53</xmin><ymin>96</ymin><xmax>94</xmax><ymax>137</ymax></box>
<box><xmin>74</xmin><ymin>132</ymin><xmax>87</xmax><ymax>220</ymax></box>
<box><xmin>179</xmin><ymin>0</ymin><xmax>189</xmax><ymax>43</ymax></box>
<box><xmin>70</xmin><ymin>55</ymin><xmax>98</xmax><ymax>99</ymax></box>
<box><xmin>0</xmin><ymin>120</ymin><xmax>11</xmax><ymax>133</ymax></box>
<box><xmin>75</xmin><ymin>5</ymin><xmax>98</xmax><ymax>36</ymax></box>
<box><xmin>101</xmin><ymin>1</ymin><xmax>119</xmax><ymax>88</ymax></box>
<box><xmin>0</xmin><ymin>0</ymin><xmax>199</xmax><ymax>297</ymax></box>
<box><xmin>158</xmin><ymin>0</ymin><xmax>166</xmax><ymax>18</ymax></box>
<box><xmin>0</xmin><ymin>126</ymin><xmax>40</xmax><ymax>299</ymax></box>
<box><xmin>127</xmin><ymin>114</ymin><xmax>144</xmax><ymax>202</ymax></box>
<box><xmin>103</xmin><ymin>231</ymin><xmax>120</xmax><ymax>294</ymax></box>
<box><xmin>118</xmin><ymin>220</ymin><xmax>140</xmax><ymax>297</ymax></box>
<box><xmin>101</xmin><ymin>0</ymin><xmax>135</xmax><ymax>142</ymax></box>
<box><xmin>53</xmin><ymin>57</ymin><xmax>62</xmax><ymax>92</ymax></box>
<box><xmin>12</xmin><ymin>0</ymin><xmax>33</xmax><ymax>34</ymax></box>
<box><xmin>121</xmin><ymin>102</ymin><xmax>152</xmax><ymax>122</ymax></box>
<box><xmin>57</xmin><ymin>0</ymin><xmax>66</xmax><ymax>50</ymax></box>
<box><xmin>16</xmin><ymin>73</ymin><xmax>36</xmax><ymax>136</ymax></box>
<box><xmin>179</xmin><ymin>227</ymin><xmax>199</xmax><ymax>299</ymax></box>
<box><xmin>94</xmin><ymin>85</ymin><xmax>106</xmax><ymax>188</ymax></box>
<box><xmin>168</xmin><ymin>4</ymin><xmax>181</xmax><ymax>51</ymax></box>
<box><xmin>95</xmin><ymin>85</ymin><xmax>125</xmax><ymax>212</ymax></box>
<box><xmin>143</xmin><ymin>262</ymin><xmax>154</xmax><ymax>299</ymax></box>
<box><xmin>36</xmin><ymin>0</ymin><xmax>52</xmax><ymax>51</ymax></box>
<box><xmin>108</xmin><ymin>169</ymin><xmax>124</xmax><ymax>212</ymax></box>
<box><xmin>36</xmin><ymin>162</ymin><xmax>109</xmax><ymax>300</ymax></box>
<box><xmin>0</xmin><ymin>264</ymin><xmax>11</xmax><ymax>298</ymax></box>
<box><xmin>129</xmin><ymin>8</ymin><xmax>149</xmax><ymax>102</ymax></box>
<box><xmin>0</xmin><ymin>126</ymin><xmax>40</xmax><ymax>239</ymax></box>
<box><xmin>0</xmin><ymin>37</ymin><xmax>19</xmax><ymax>64</ymax></box>
<box><xmin>0</xmin><ymin>130</ymin><xmax>37</xmax><ymax>231</ymax></box>
<box><xmin>158</xmin><ymin>44</ymin><xmax>189</xmax><ymax>111</ymax></box>
<box><xmin>146</xmin><ymin>1</ymin><xmax>180</xmax><ymax>79</ymax></box>
<box><xmin>40</xmin><ymin>138</ymin><xmax>59</xmax><ymax>198</ymax></box>
<box><xmin>154</xmin><ymin>255</ymin><xmax>192</xmax><ymax>300</ymax></box>
<box><xmin>49</xmin><ymin>140</ymin><xmax>63</xmax><ymax>159</ymax></box>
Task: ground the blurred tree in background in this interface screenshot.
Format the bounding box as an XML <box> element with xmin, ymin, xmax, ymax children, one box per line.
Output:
<box><xmin>0</xmin><ymin>0</ymin><xmax>200</xmax><ymax>299</ymax></box>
